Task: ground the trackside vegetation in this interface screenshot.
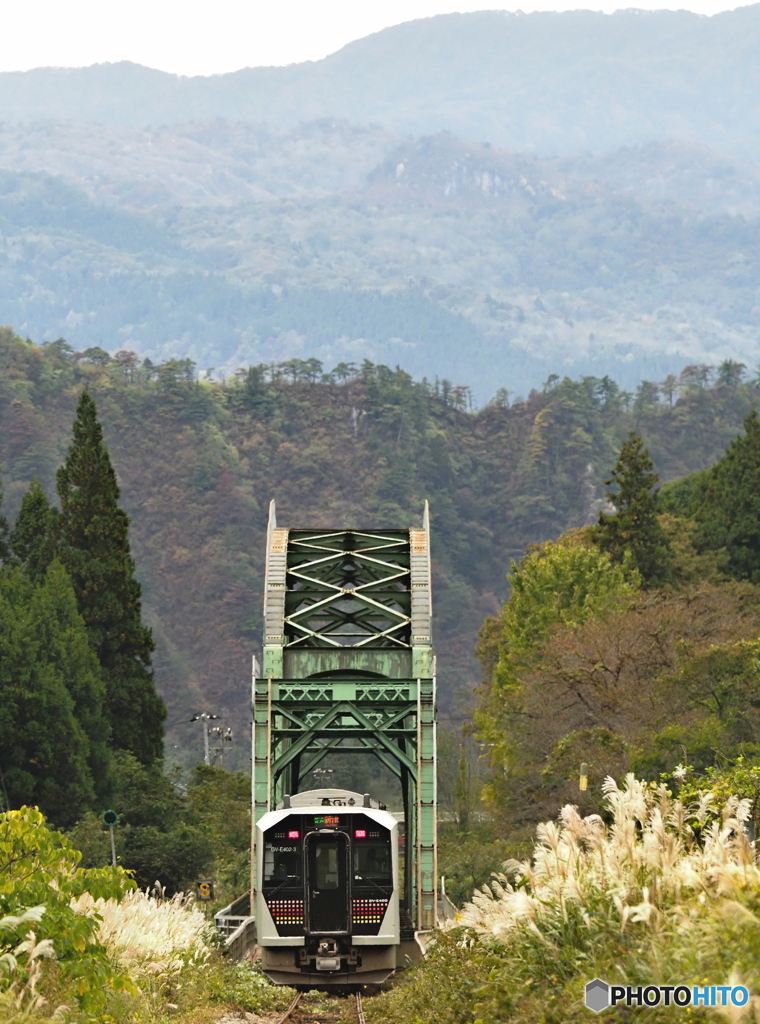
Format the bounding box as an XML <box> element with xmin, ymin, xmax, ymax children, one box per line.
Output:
<box><xmin>0</xmin><ymin>807</ymin><xmax>291</xmax><ymax>1023</ymax></box>
<box><xmin>375</xmin><ymin>414</ymin><xmax>760</xmax><ymax>1022</ymax></box>
<box><xmin>369</xmin><ymin>773</ymin><xmax>760</xmax><ymax>1024</ymax></box>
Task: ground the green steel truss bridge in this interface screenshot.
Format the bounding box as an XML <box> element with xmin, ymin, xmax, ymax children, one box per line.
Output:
<box><xmin>251</xmin><ymin>501</ymin><xmax>438</xmax><ymax>931</ymax></box>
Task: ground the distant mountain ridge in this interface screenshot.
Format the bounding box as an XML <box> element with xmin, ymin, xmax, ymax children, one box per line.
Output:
<box><xmin>4</xmin><ymin>5</ymin><xmax>760</xmax><ymax>399</ymax></box>
<box><xmin>1</xmin><ymin>120</ymin><xmax>760</xmax><ymax>398</ymax></box>
<box><xmin>3</xmin><ymin>8</ymin><xmax>760</xmax><ymax>157</ymax></box>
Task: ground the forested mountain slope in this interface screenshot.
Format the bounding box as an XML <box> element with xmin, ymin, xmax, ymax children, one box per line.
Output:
<box><xmin>4</xmin><ymin>10</ymin><xmax>760</xmax><ymax>397</ymax></box>
<box><xmin>2</xmin><ymin>123</ymin><xmax>760</xmax><ymax>398</ymax></box>
<box><xmin>1</xmin><ymin>331</ymin><xmax>759</xmax><ymax>765</ymax></box>
<box><xmin>3</xmin><ymin>8</ymin><xmax>760</xmax><ymax>159</ymax></box>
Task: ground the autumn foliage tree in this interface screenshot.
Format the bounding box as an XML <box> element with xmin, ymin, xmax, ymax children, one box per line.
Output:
<box><xmin>475</xmin><ymin>537</ymin><xmax>639</xmax><ymax>821</ymax></box>
<box><xmin>478</xmin><ymin>569</ymin><xmax>760</xmax><ymax>826</ymax></box>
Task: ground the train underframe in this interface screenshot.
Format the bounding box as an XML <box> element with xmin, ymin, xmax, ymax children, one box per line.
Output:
<box><xmin>261</xmin><ymin>938</ymin><xmax>397</xmax><ymax>987</ymax></box>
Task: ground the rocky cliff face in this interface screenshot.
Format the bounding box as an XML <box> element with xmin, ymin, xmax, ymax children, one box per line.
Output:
<box><xmin>366</xmin><ymin>134</ymin><xmax>569</xmax><ymax>208</ymax></box>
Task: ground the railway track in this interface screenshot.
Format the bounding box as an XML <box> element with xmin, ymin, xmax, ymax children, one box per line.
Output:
<box><xmin>275</xmin><ymin>988</ymin><xmax>366</xmax><ymax>1024</ymax></box>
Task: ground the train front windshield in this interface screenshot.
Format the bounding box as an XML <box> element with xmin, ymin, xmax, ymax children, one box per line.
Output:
<box><xmin>264</xmin><ymin>840</ymin><xmax>302</xmax><ymax>883</ymax></box>
<box><xmin>353</xmin><ymin>841</ymin><xmax>392</xmax><ymax>885</ymax></box>
<box><xmin>314</xmin><ymin>837</ymin><xmax>342</xmax><ymax>888</ymax></box>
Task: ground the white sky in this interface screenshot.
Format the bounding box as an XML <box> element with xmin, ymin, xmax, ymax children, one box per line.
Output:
<box><xmin>1</xmin><ymin>0</ymin><xmax>751</xmax><ymax>77</ymax></box>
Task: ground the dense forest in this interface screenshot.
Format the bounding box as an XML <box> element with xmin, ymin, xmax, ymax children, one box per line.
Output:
<box><xmin>2</xmin><ymin>327</ymin><xmax>760</xmax><ymax>770</ymax></box>
<box><xmin>475</xmin><ymin>427</ymin><xmax>760</xmax><ymax>823</ymax></box>
<box><xmin>0</xmin><ymin>371</ymin><xmax>254</xmax><ymax>913</ymax></box>
<box><xmin>0</xmin><ymin>383</ymin><xmax>166</xmax><ymax>817</ymax></box>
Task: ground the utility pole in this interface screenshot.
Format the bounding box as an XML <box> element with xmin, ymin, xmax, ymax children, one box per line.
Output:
<box><xmin>191</xmin><ymin>713</ymin><xmax>219</xmax><ymax>765</ymax></box>
<box><xmin>208</xmin><ymin>725</ymin><xmax>233</xmax><ymax>767</ymax></box>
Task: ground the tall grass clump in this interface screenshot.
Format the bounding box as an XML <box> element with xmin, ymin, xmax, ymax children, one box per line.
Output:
<box><xmin>74</xmin><ymin>889</ymin><xmax>211</xmax><ymax>972</ymax></box>
<box><xmin>0</xmin><ymin>907</ymin><xmax>63</xmax><ymax>1024</ymax></box>
<box><xmin>72</xmin><ymin>889</ymin><xmax>289</xmax><ymax>1022</ymax></box>
<box><xmin>370</xmin><ymin>774</ymin><xmax>760</xmax><ymax>1024</ymax></box>
<box><xmin>72</xmin><ymin>889</ymin><xmax>211</xmax><ymax>1020</ymax></box>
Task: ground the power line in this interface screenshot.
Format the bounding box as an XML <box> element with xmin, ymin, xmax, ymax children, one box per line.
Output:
<box><xmin>165</xmin><ymin>715</ymin><xmax>205</xmax><ymax>730</ymax></box>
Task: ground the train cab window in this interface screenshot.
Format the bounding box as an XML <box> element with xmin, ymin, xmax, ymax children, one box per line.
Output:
<box><xmin>264</xmin><ymin>840</ymin><xmax>302</xmax><ymax>884</ymax></box>
<box><xmin>314</xmin><ymin>839</ymin><xmax>341</xmax><ymax>889</ymax></box>
<box><xmin>353</xmin><ymin>842</ymin><xmax>392</xmax><ymax>885</ymax></box>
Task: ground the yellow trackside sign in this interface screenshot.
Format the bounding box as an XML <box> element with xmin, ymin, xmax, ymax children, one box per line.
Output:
<box><xmin>195</xmin><ymin>879</ymin><xmax>214</xmax><ymax>901</ymax></box>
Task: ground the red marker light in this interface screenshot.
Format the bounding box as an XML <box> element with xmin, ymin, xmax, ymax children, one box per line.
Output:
<box><xmin>287</xmin><ymin>830</ymin><xmax>300</xmax><ymax>839</ymax></box>
<box><xmin>354</xmin><ymin>829</ymin><xmax>367</xmax><ymax>838</ymax></box>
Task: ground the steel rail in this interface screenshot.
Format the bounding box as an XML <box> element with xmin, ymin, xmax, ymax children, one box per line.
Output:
<box><xmin>355</xmin><ymin>990</ymin><xmax>366</xmax><ymax>1024</ymax></box>
<box><xmin>275</xmin><ymin>991</ymin><xmax>302</xmax><ymax>1024</ymax></box>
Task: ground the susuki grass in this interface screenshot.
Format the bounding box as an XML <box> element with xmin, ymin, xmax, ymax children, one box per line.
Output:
<box><xmin>66</xmin><ymin>888</ymin><xmax>288</xmax><ymax>1023</ymax></box>
<box><xmin>461</xmin><ymin>774</ymin><xmax>756</xmax><ymax>942</ymax></box>
<box><xmin>0</xmin><ymin>807</ymin><xmax>287</xmax><ymax>1023</ymax></box>
<box><xmin>69</xmin><ymin>889</ymin><xmax>210</xmax><ymax>1020</ymax></box>
<box><xmin>0</xmin><ymin>907</ymin><xmax>63</xmax><ymax>1024</ymax></box>
<box><xmin>73</xmin><ymin>889</ymin><xmax>212</xmax><ymax>974</ymax></box>
<box><xmin>370</xmin><ymin>774</ymin><xmax>760</xmax><ymax>1024</ymax></box>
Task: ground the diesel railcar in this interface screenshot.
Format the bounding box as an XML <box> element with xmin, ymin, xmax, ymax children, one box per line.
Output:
<box><xmin>255</xmin><ymin>789</ymin><xmax>400</xmax><ymax>986</ymax></box>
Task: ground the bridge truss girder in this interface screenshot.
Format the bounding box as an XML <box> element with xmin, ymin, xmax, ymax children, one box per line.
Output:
<box><xmin>251</xmin><ymin>504</ymin><xmax>437</xmax><ymax>931</ymax></box>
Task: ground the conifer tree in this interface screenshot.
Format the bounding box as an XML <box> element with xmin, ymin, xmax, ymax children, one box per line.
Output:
<box><xmin>694</xmin><ymin>410</ymin><xmax>760</xmax><ymax>582</ymax></box>
<box><xmin>28</xmin><ymin>560</ymin><xmax>113</xmax><ymax>801</ymax></box>
<box><xmin>595</xmin><ymin>431</ymin><xmax>673</xmax><ymax>586</ymax></box>
<box><xmin>0</xmin><ymin>471</ymin><xmax>9</xmax><ymax>562</ymax></box>
<box><xmin>0</xmin><ymin>566</ymin><xmax>94</xmax><ymax>826</ymax></box>
<box><xmin>57</xmin><ymin>390</ymin><xmax>166</xmax><ymax>763</ymax></box>
<box><xmin>9</xmin><ymin>478</ymin><xmax>58</xmax><ymax>583</ymax></box>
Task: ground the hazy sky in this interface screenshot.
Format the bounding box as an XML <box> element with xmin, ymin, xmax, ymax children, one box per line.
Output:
<box><xmin>3</xmin><ymin>0</ymin><xmax>751</xmax><ymax>76</ymax></box>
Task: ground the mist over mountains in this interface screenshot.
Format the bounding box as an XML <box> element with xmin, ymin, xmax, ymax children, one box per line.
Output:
<box><xmin>2</xmin><ymin>9</ymin><xmax>760</xmax><ymax>396</ymax></box>
<box><xmin>4</xmin><ymin>8</ymin><xmax>760</xmax><ymax>159</ymax></box>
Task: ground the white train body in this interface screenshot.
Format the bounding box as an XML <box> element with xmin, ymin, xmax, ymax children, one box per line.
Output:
<box><xmin>255</xmin><ymin>790</ymin><xmax>400</xmax><ymax>986</ymax></box>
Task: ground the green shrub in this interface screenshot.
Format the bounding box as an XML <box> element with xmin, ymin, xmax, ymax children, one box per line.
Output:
<box><xmin>0</xmin><ymin>806</ymin><xmax>136</xmax><ymax>1014</ymax></box>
